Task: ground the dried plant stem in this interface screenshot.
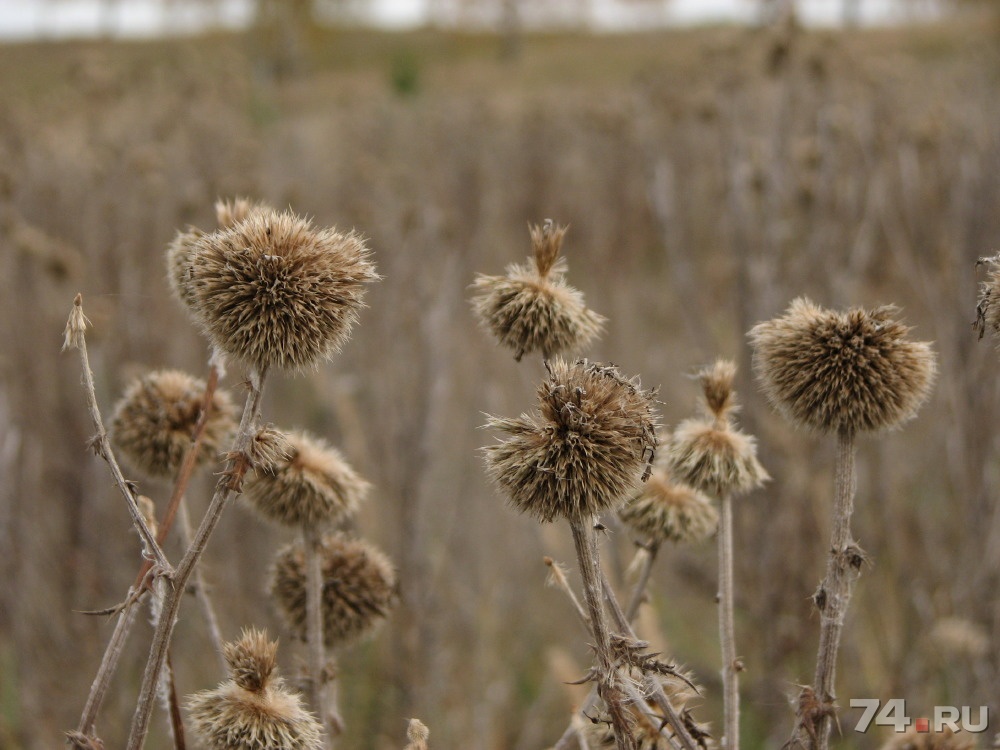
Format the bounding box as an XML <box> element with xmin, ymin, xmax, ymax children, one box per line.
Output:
<box><xmin>76</xmin><ymin>594</ymin><xmax>140</xmax><ymax>736</ymax></box>
<box><xmin>600</xmin><ymin>574</ymin><xmax>700</xmax><ymax>750</ymax></box>
<box><xmin>127</xmin><ymin>369</ymin><xmax>268</xmax><ymax>750</ymax></box>
<box><xmin>569</xmin><ymin>517</ymin><xmax>634</xmax><ymax>750</ymax></box>
<box><xmin>176</xmin><ymin>496</ymin><xmax>226</xmax><ymax>670</ymax></box>
<box><xmin>625</xmin><ymin>543</ymin><xmax>659</xmax><ymax>623</ymax></box>
<box><xmin>303</xmin><ymin>523</ymin><xmax>341</xmax><ymax>744</ymax></box>
<box><xmin>165</xmin><ymin>653</ymin><xmax>187</xmax><ymax>750</ymax></box>
<box><xmin>797</xmin><ymin>429</ymin><xmax>859</xmax><ymax>750</ymax></box>
<box><xmin>65</xmin><ymin>294</ymin><xmax>169</xmax><ymax>572</ymax></box>
<box><xmin>717</xmin><ymin>494</ymin><xmax>739</xmax><ymax>750</ymax></box>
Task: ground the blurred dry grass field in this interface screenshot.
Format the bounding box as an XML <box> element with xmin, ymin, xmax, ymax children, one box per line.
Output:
<box><xmin>0</xmin><ymin>18</ymin><xmax>998</xmax><ymax>749</ymax></box>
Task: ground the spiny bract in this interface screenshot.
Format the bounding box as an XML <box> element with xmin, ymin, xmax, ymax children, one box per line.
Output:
<box><xmin>749</xmin><ymin>297</ymin><xmax>936</xmax><ymax>435</ymax></box>
<box><xmin>484</xmin><ymin>358</ymin><xmax>658</xmax><ymax>522</ymax></box>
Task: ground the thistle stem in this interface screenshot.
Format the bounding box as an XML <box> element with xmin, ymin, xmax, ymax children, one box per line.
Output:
<box><xmin>624</xmin><ymin>543</ymin><xmax>659</xmax><ymax>624</ymax></box>
<box><xmin>797</xmin><ymin>428</ymin><xmax>859</xmax><ymax>750</ymax></box>
<box><xmin>568</xmin><ymin>516</ymin><xmax>634</xmax><ymax>750</ymax></box>
<box><xmin>718</xmin><ymin>494</ymin><xmax>739</xmax><ymax>750</ymax></box>
<box><xmin>126</xmin><ymin>368</ymin><xmax>268</xmax><ymax>750</ymax></box>
<box><xmin>304</xmin><ymin>523</ymin><xmax>341</xmax><ymax>744</ymax></box>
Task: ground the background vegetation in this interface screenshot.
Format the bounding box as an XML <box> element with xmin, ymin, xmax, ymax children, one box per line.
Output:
<box><xmin>0</xmin><ymin>13</ymin><xmax>998</xmax><ymax>749</ymax></box>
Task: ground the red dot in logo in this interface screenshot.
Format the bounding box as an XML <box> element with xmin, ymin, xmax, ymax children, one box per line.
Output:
<box><xmin>915</xmin><ymin>718</ymin><xmax>930</xmax><ymax>733</ymax></box>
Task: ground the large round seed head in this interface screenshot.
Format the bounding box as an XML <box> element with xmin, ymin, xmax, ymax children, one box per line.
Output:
<box><xmin>878</xmin><ymin>727</ymin><xmax>978</xmax><ymax>750</ymax></box>
<box><xmin>187</xmin><ymin>630</ymin><xmax>322</xmax><ymax>750</ymax></box>
<box><xmin>619</xmin><ymin>465</ymin><xmax>718</xmax><ymax>545</ymax></box>
<box><xmin>749</xmin><ymin>297</ymin><xmax>936</xmax><ymax>435</ymax></box>
<box><xmin>183</xmin><ymin>208</ymin><xmax>379</xmax><ymax>372</ymax></box>
<box><xmin>270</xmin><ymin>535</ymin><xmax>397</xmax><ymax>647</ymax></box>
<box><xmin>484</xmin><ymin>358</ymin><xmax>658</xmax><ymax>522</ymax></box>
<box><xmin>243</xmin><ymin>431</ymin><xmax>370</xmax><ymax>527</ymax></box>
<box><xmin>111</xmin><ymin>370</ymin><xmax>237</xmax><ymax>479</ymax></box>
<box><xmin>471</xmin><ymin>223</ymin><xmax>605</xmax><ymax>361</ymax></box>
<box><xmin>668</xmin><ymin>419</ymin><xmax>768</xmax><ymax>498</ymax></box>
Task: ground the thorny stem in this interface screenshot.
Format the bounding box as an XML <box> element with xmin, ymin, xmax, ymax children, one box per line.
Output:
<box><xmin>64</xmin><ymin>294</ymin><xmax>169</xmax><ymax>572</ymax></box>
<box><xmin>72</xmin><ymin>360</ymin><xmax>223</xmax><ymax>736</ymax></box>
<box><xmin>793</xmin><ymin>429</ymin><xmax>860</xmax><ymax>750</ymax></box>
<box><xmin>625</xmin><ymin>543</ymin><xmax>660</xmax><ymax>624</ymax></box>
<box><xmin>718</xmin><ymin>495</ymin><xmax>739</xmax><ymax>750</ymax></box>
<box><xmin>569</xmin><ymin>516</ymin><xmax>636</xmax><ymax>750</ymax></box>
<box><xmin>127</xmin><ymin>368</ymin><xmax>268</xmax><ymax>750</ymax></box>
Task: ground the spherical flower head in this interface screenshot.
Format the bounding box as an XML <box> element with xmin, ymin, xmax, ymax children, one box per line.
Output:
<box><xmin>619</xmin><ymin>465</ymin><xmax>718</xmax><ymax>545</ymax></box>
<box><xmin>216</xmin><ymin>197</ymin><xmax>274</xmax><ymax>229</ymax></box>
<box><xmin>243</xmin><ymin>430</ymin><xmax>370</xmax><ymax>527</ymax></box>
<box><xmin>749</xmin><ymin>297</ymin><xmax>937</xmax><ymax>435</ymax></box>
<box><xmin>182</xmin><ymin>208</ymin><xmax>379</xmax><ymax>372</ymax></box>
<box><xmin>484</xmin><ymin>358</ymin><xmax>658</xmax><ymax>523</ymax></box>
<box><xmin>470</xmin><ymin>222</ymin><xmax>605</xmax><ymax>361</ymax></box>
<box><xmin>878</xmin><ymin>726</ymin><xmax>978</xmax><ymax>750</ymax></box>
<box><xmin>111</xmin><ymin>370</ymin><xmax>237</xmax><ymax>479</ymax></box>
<box><xmin>270</xmin><ymin>534</ymin><xmax>397</xmax><ymax>647</ymax></box>
<box><xmin>166</xmin><ymin>226</ymin><xmax>205</xmax><ymax>317</ymax></box>
<box><xmin>186</xmin><ymin>628</ymin><xmax>323</xmax><ymax>750</ymax></box>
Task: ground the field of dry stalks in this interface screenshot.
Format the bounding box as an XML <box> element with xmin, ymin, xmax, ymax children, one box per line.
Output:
<box><xmin>1</xmin><ymin>18</ymin><xmax>999</xmax><ymax>750</ymax></box>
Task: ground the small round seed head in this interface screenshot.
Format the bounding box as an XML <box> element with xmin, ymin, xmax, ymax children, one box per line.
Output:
<box><xmin>183</xmin><ymin>208</ymin><xmax>379</xmax><ymax>372</ymax></box>
<box><xmin>484</xmin><ymin>358</ymin><xmax>658</xmax><ymax>522</ymax></box>
<box><xmin>697</xmin><ymin>359</ymin><xmax>738</xmax><ymax>423</ymax></box>
<box><xmin>270</xmin><ymin>534</ymin><xmax>397</xmax><ymax>647</ymax></box>
<box><xmin>244</xmin><ymin>430</ymin><xmax>370</xmax><ymax>527</ymax></box>
<box><xmin>166</xmin><ymin>226</ymin><xmax>205</xmax><ymax>316</ymax></box>
<box><xmin>187</xmin><ymin>629</ymin><xmax>323</xmax><ymax>750</ymax></box>
<box><xmin>878</xmin><ymin>726</ymin><xmax>979</xmax><ymax>750</ymax></box>
<box><xmin>470</xmin><ymin>223</ymin><xmax>605</xmax><ymax>362</ymax></box>
<box><xmin>749</xmin><ymin>297</ymin><xmax>937</xmax><ymax>435</ymax></box>
<box><xmin>668</xmin><ymin>419</ymin><xmax>768</xmax><ymax>498</ymax></box>
<box><xmin>404</xmin><ymin>719</ymin><xmax>429</xmax><ymax>750</ymax></box>
<box><xmin>619</xmin><ymin>465</ymin><xmax>718</xmax><ymax>545</ymax></box>
<box><xmin>111</xmin><ymin>370</ymin><xmax>237</xmax><ymax>479</ymax></box>
<box><xmin>222</xmin><ymin>627</ymin><xmax>279</xmax><ymax>694</ymax></box>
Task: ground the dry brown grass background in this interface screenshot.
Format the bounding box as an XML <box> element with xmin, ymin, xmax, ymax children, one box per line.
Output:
<box><xmin>0</xmin><ymin>18</ymin><xmax>998</xmax><ymax>749</ymax></box>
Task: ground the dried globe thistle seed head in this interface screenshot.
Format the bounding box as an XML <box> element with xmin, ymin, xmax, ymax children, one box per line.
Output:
<box><xmin>878</xmin><ymin>726</ymin><xmax>979</xmax><ymax>750</ymax></box>
<box><xmin>404</xmin><ymin>719</ymin><xmax>430</xmax><ymax>750</ymax></box>
<box><xmin>246</xmin><ymin>424</ymin><xmax>294</xmax><ymax>474</ymax></box>
<box><xmin>111</xmin><ymin>370</ymin><xmax>237</xmax><ymax>479</ymax></box>
<box><xmin>215</xmin><ymin>197</ymin><xmax>273</xmax><ymax>229</ymax></box>
<box><xmin>749</xmin><ymin>297</ymin><xmax>937</xmax><ymax>435</ymax></box>
<box><xmin>529</xmin><ymin>219</ymin><xmax>568</xmax><ymax>278</ymax></box>
<box><xmin>270</xmin><ymin>534</ymin><xmax>397</xmax><ymax>647</ymax></box>
<box><xmin>244</xmin><ymin>430</ymin><xmax>370</xmax><ymax>527</ymax></box>
<box><xmin>184</xmin><ymin>209</ymin><xmax>379</xmax><ymax>372</ymax></box>
<box><xmin>668</xmin><ymin>419</ymin><xmax>768</xmax><ymax>498</ymax></box>
<box><xmin>223</xmin><ymin>627</ymin><xmax>279</xmax><ymax>694</ymax></box>
<box><xmin>619</xmin><ymin>466</ymin><xmax>719</xmax><ymax>545</ymax></box>
<box><xmin>186</xmin><ymin>646</ymin><xmax>323</xmax><ymax>750</ymax></box>
<box><xmin>484</xmin><ymin>358</ymin><xmax>658</xmax><ymax>522</ymax></box>
<box><xmin>166</xmin><ymin>226</ymin><xmax>205</xmax><ymax>317</ymax></box>
<box><xmin>697</xmin><ymin>359</ymin><xmax>738</xmax><ymax>423</ymax></box>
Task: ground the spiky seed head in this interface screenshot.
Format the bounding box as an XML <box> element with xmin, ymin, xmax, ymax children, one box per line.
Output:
<box><xmin>270</xmin><ymin>534</ymin><xmax>397</xmax><ymax>647</ymax></box>
<box><xmin>246</xmin><ymin>425</ymin><xmax>294</xmax><ymax>475</ymax></box>
<box><xmin>484</xmin><ymin>358</ymin><xmax>658</xmax><ymax>522</ymax></box>
<box><xmin>182</xmin><ymin>208</ymin><xmax>379</xmax><ymax>372</ymax></box>
<box><xmin>404</xmin><ymin>719</ymin><xmax>430</xmax><ymax>750</ymax></box>
<box><xmin>668</xmin><ymin>419</ymin><xmax>768</xmax><ymax>498</ymax></box>
<box><xmin>216</xmin><ymin>197</ymin><xmax>273</xmax><ymax>229</ymax></box>
<box><xmin>470</xmin><ymin>224</ymin><xmax>605</xmax><ymax>361</ymax></box>
<box><xmin>697</xmin><ymin>359</ymin><xmax>738</xmax><ymax>423</ymax></box>
<box><xmin>243</xmin><ymin>430</ymin><xmax>370</xmax><ymax>527</ymax></box>
<box><xmin>166</xmin><ymin>226</ymin><xmax>205</xmax><ymax>317</ymax></box>
<box><xmin>222</xmin><ymin>627</ymin><xmax>279</xmax><ymax>694</ymax></box>
<box><xmin>619</xmin><ymin>465</ymin><xmax>718</xmax><ymax>545</ymax></box>
<box><xmin>878</xmin><ymin>726</ymin><xmax>979</xmax><ymax>750</ymax></box>
<box><xmin>187</xmin><ymin>629</ymin><xmax>322</xmax><ymax>750</ymax></box>
<box><xmin>749</xmin><ymin>297</ymin><xmax>937</xmax><ymax>435</ymax></box>
<box><xmin>111</xmin><ymin>370</ymin><xmax>237</xmax><ymax>479</ymax></box>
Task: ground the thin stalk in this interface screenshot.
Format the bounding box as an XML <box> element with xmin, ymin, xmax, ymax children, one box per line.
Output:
<box><xmin>798</xmin><ymin>428</ymin><xmax>859</xmax><ymax>750</ymax></box>
<box><xmin>76</xmin><ymin>594</ymin><xmax>140</xmax><ymax>736</ymax></box>
<box><xmin>303</xmin><ymin>523</ymin><xmax>342</xmax><ymax>742</ymax></box>
<box><xmin>625</xmin><ymin>543</ymin><xmax>660</xmax><ymax>624</ymax></box>
<box><xmin>165</xmin><ymin>652</ymin><xmax>186</xmax><ymax>750</ymax></box>
<box><xmin>127</xmin><ymin>369</ymin><xmax>268</xmax><ymax>750</ymax></box>
<box><xmin>718</xmin><ymin>494</ymin><xmax>739</xmax><ymax>750</ymax></box>
<box><xmin>568</xmin><ymin>516</ymin><xmax>635</xmax><ymax>750</ymax></box>
<box><xmin>176</xmin><ymin>497</ymin><xmax>226</xmax><ymax>670</ymax></box>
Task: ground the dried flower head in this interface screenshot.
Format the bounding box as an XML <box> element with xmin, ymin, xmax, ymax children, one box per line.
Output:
<box><xmin>244</xmin><ymin>430</ymin><xmax>370</xmax><ymax>527</ymax></box>
<box><xmin>470</xmin><ymin>221</ymin><xmax>605</xmax><ymax>361</ymax></box>
<box><xmin>216</xmin><ymin>197</ymin><xmax>273</xmax><ymax>229</ymax></box>
<box><xmin>484</xmin><ymin>358</ymin><xmax>658</xmax><ymax>522</ymax></box>
<box><xmin>270</xmin><ymin>534</ymin><xmax>397</xmax><ymax>647</ymax></box>
<box><xmin>749</xmin><ymin>297</ymin><xmax>936</xmax><ymax>435</ymax></box>
<box><xmin>404</xmin><ymin>719</ymin><xmax>430</xmax><ymax>750</ymax></box>
<box><xmin>62</xmin><ymin>293</ymin><xmax>90</xmax><ymax>351</ymax></box>
<box><xmin>929</xmin><ymin>617</ymin><xmax>991</xmax><ymax>660</ymax></box>
<box><xmin>878</xmin><ymin>726</ymin><xmax>979</xmax><ymax>750</ymax></box>
<box><xmin>619</xmin><ymin>465</ymin><xmax>718</xmax><ymax>545</ymax></box>
<box><xmin>697</xmin><ymin>359</ymin><xmax>738</xmax><ymax>423</ymax></box>
<box><xmin>182</xmin><ymin>208</ymin><xmax>379</xmax><ymax>372</ymax></box>
<box><xmin>111</xmin><ymin>370</ymin><xmax>237</xmax><ymax>478</ymax></box>
<box><xmin>166</xmin><ymin>226</ymin><xmax>205</xmax><ymax>316</ymax></box>
<box><xmin>187</xmin><ymin>628</ymin><xmax>323</xmax><ymax>750</ymax></box>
